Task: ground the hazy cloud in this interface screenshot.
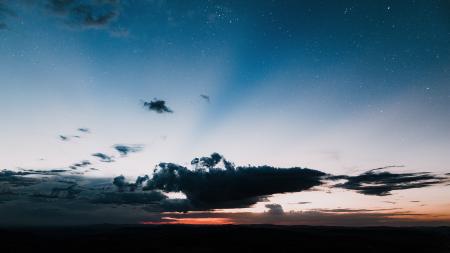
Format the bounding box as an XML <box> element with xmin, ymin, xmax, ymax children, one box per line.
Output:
<box><xmin>46</xmin><ymin>0</ymin><xmax>120</xmax><ymax>29</ymax></box>
<box><xmin>265</xmin><ymin>204</ymin><xmax>284</xmax><ymax>215</ymax></box>
<box><xmin>0</xmin><ymin>1</ymin><xmax>16</xmax><ymax>30</ymax></box>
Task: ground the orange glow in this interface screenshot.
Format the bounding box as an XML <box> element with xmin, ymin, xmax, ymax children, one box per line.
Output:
<box><xmin>141</xmin><ymin>217</ymin><xmax>235</xmax><ymax>225</ymax></box>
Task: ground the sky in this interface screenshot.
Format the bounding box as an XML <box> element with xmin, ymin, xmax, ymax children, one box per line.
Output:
<box><xmin>0</xmin><ymin>0</ymin><xmax>449</xmax><ymax>226</ymax></box>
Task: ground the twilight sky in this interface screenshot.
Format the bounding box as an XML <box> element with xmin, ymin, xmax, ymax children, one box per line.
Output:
<box><xmin>0</xmin><ymin>0</ymin><xmax>449</xmax><ymax>226</ymax></box>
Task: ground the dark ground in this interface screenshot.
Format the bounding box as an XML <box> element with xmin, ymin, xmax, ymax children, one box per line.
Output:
<box><xmin>1</xmin><ymin>225</ymin><xmax>450</xmax><ymax>253</ymax></box>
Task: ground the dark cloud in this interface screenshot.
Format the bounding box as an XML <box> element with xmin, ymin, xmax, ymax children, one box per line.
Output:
<box><xmin>0</xmin><ymin>156</ymin><xmax>448</xmax><ymax>226</ymax></box>
<box><xmin>46</xmin><ymin>0</ymin><xmax>120</xmax><ymax>29</ymax></box>
<box><xmin>70</xmin><ymin>160</ymin><xmax>91</xmax><ymax>170</ymax></box>
<box><xmin>59</xmin><ymin>135</ymin><xmax>69</xmax><ymax>141</ymax></box>
<box><xmin>0</xmin><ymin>0</ymin><xmax>121</xmax><ymax>32</ymax></box>
<box><xmin>77</xmin><ymin>127</ymin><xmax>90</xmax><ymax>133</ymax></box>
<box><xmin>158</xmin><ymin>198</ymin><xmax>193</xmax><ymax>213</ymax></box>
<box><xmin>33</xmin><ymin>184</ymin><xmax>82</xmax><ymax>199</ymax></box>
<box><xmin>191</xmin><ymin>152</ymin><xmax>235</xmax><ymax>170</ymax></box>
<box><xmin>200</xmin><ymin>94</ymin><xmax>210</xmax><ymax>102</ymax></box>
<box><xmin>92</xmin><ymin>153</ymin><xmax>114</xmax><ymax>162</ymax></box>
<box><xmin>142</xmin><ymin>99</ymin><xmax>173</xmax><ymax>113</ymax></box>
<box><xmin>92</xmin><ymin>191</ymin><xmax>167</xmax><ymax>205</ymax></box>
<box><xmin>0</xmin><ymin>170</ymin><xmax>41</xmax><ymax>187</ymax></box>
<box><xmin>45</xmin><ymin>0</ymin><xmax>75</xmax><ymax>15</ymax></box>
<box><xmin>113</xmin><ymin>175</ymin><xmax>149</xmax><ymax>192</ymax></box>
<box><xmin>144</xmin><ymin>153</ymin><xmax>326</xmax><ymax>210</ymax></box>
<box><xmin>0</xmin><ymin>153</ymin><xmax>448</xmax><ymax>227</ymax></box>
<box><xmin>265</xmin><ymin>204</ymin><xmax>284</xmax><ymax>215</ymax></box>
<box><xmin>330</xmin><ymin>170</ymin><xmax>449</xmax><ymax>196</ymax></box>
<box><xmin>114</xmin><ymin>144</ymin><xmax>143</xmax><ymax>156</ymax></box>
<box><xmin>0</xmin><ymin>1</ymin><xmax>16</xmax><ymax>30</ymax></box>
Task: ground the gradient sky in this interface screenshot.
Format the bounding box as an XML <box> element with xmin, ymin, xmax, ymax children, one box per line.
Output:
<box><xmin>0</xmin><ymin>0</ymin><xmax>449</xmax><ymax>226</ymax></box>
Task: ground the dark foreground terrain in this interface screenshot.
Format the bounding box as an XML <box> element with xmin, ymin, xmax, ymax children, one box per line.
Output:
<box><xmin>1</xmin><ymin>225</ymin><xmax>449</xmax><ymax>253</ymax></box>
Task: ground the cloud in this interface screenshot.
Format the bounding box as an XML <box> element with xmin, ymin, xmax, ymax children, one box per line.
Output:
<box><xmin>330</xmin><ymin>170</ymin><xmax>449</xmax><ymax>196</ymax></box>
<box><xmin>158</xmin><ymin>198</ymin><xmax>193</xmax><ymax>213</ymax></box>
<box><xmin>92</xmin><ymin>153</ymin><xmax>114</xmax><ymax>162</ymax></box>
<box><xmin>142</xmin><ymin>99</ymin><xmax>173</xmax><ymax>113</ymax></box>
<box><xmin>265</xmin><ymin>204</ymin><xmax>284</xmax><ymax>215</ymax></box>
<box><xmin>144</xmin><ymin>153</ymin><xmax>326</xmax><ymax>210</ymax></box>
<box><xmin>45</xmin><ymin>0</ymin><xmax>74</xmax><ymax>15</ymax></box>
<box><xmin>33</xmin><ymin>184</ymin><xmax>82</xmax><ymax>199</ymax></box>
<box><xmin>0</xmin><ymin>170</ymin><xmax>41</xmax><ymax>187</ymax></box>
<box><xmin>112</xmin><ymin>175</ymin><xmax>149</xmax><ymax>192</ymax></box>
<box><xmin>70</xmin><ymin>160</ymin><xmax>91</xmax><ymax>170</ymax></box>
<box><xmin>200</xmin><ymin>94</ymin><xmax>210</xmax><ymax>102</ymax></box>
<box><xmin>0</xmin><ymin>1</ymin><xmax>16</xmax><ymax>30</ymax></box>
<box><xmin>77</xmin><ymin>127</ymin><xmax>90</xmax><ymax>133</ymax></box>
<box><xmin>113</xmin><ymin>144</ymin><xmax>143</xmax><ymax>156</ymax></box>
<box><xmin>0</xmin><ymin>0</ymin><xmax>121</xmax><ymax>32</ymax></box>
<box><xmin>92</xmin><ymin>191</ymin><xmax>167</xmax><ymax>205</ymax></box>
<box><xmin>59</xmin><ymin>135</ymin><xmax>69</xmax><ymax>141</ymax></box>
<box><xmin>191</xmin><ymin>152</ymin><xmax>235</xmax><ymax>170</ymax></box>
<box><xmin>0</xmin><ymin>156</ymin><xmax>449</xmax><ymax>226</ymax></box>
<box><xmin>45</xmin><ymin>0</ymin><xmax>120</xmax><ymax>29</ymax></box>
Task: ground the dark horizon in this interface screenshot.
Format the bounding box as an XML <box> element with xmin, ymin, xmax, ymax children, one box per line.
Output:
<box><xmin>1</xmin><ymin>224</ymin><xmax>450</xmax><ymax>253</ymax></box>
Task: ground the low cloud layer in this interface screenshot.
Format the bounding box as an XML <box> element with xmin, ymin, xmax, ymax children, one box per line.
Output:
<box><xmin>0</xmin><ymin>153</ymin><xmax>448</xmax><ymax>225</ymax></box>
<box><xmin>330</xmin><ymin>170</ymin><xmax>449</xmax><ymax>196</ymax></box>
<box><xmin>144</xmin><ymin>153</ymin><xmax>326</xmax><ymax>210</ymax></box>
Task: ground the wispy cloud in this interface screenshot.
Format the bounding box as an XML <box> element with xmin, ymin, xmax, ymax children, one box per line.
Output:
<box><xmin>45</xmin><ymin>0</ymin><xmax>120</xmax><ymax>29</ymax></box>
<box><xmin>113</xmin><ymin>144</ymin><xmax>144</xmax><ymax>156</ymax></box>
<box><xmin>330</xmin><ymin>170</ymin><xmax>449</xmax><ymax>196</ymax></box>
<box><xmin>92</xmin><ymin>153</ymin><xmax>114</xmax><ymax>162</ymax></box>
<box><xmin>200</xmin><ymin>94</ymin><xmax>210</xmax><ymax>102</ymax></box>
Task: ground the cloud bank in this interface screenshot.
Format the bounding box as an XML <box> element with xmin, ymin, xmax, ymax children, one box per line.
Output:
<box><xmin>0</xmin><ymin>153</ymin><xmax>448</xmax><ymax>225</ymax></box>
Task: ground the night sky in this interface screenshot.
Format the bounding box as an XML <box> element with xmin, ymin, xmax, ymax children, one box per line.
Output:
<box><xmin>0</xmin><ymin>0</ymin><xmax>449</xmax><ymax>226</ymax></box>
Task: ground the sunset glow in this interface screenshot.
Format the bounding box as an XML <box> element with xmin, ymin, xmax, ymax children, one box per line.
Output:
<box><xmin>141</xmin><ymin>217</ymin><xmax>235</xmax><ymax>225</ymax></box>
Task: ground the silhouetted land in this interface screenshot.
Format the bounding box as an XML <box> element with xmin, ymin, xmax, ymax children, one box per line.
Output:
<box><xmin>1</xmin><ymin>225</ymin><xmax>449</xmax><ymax>253</ymax></box>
